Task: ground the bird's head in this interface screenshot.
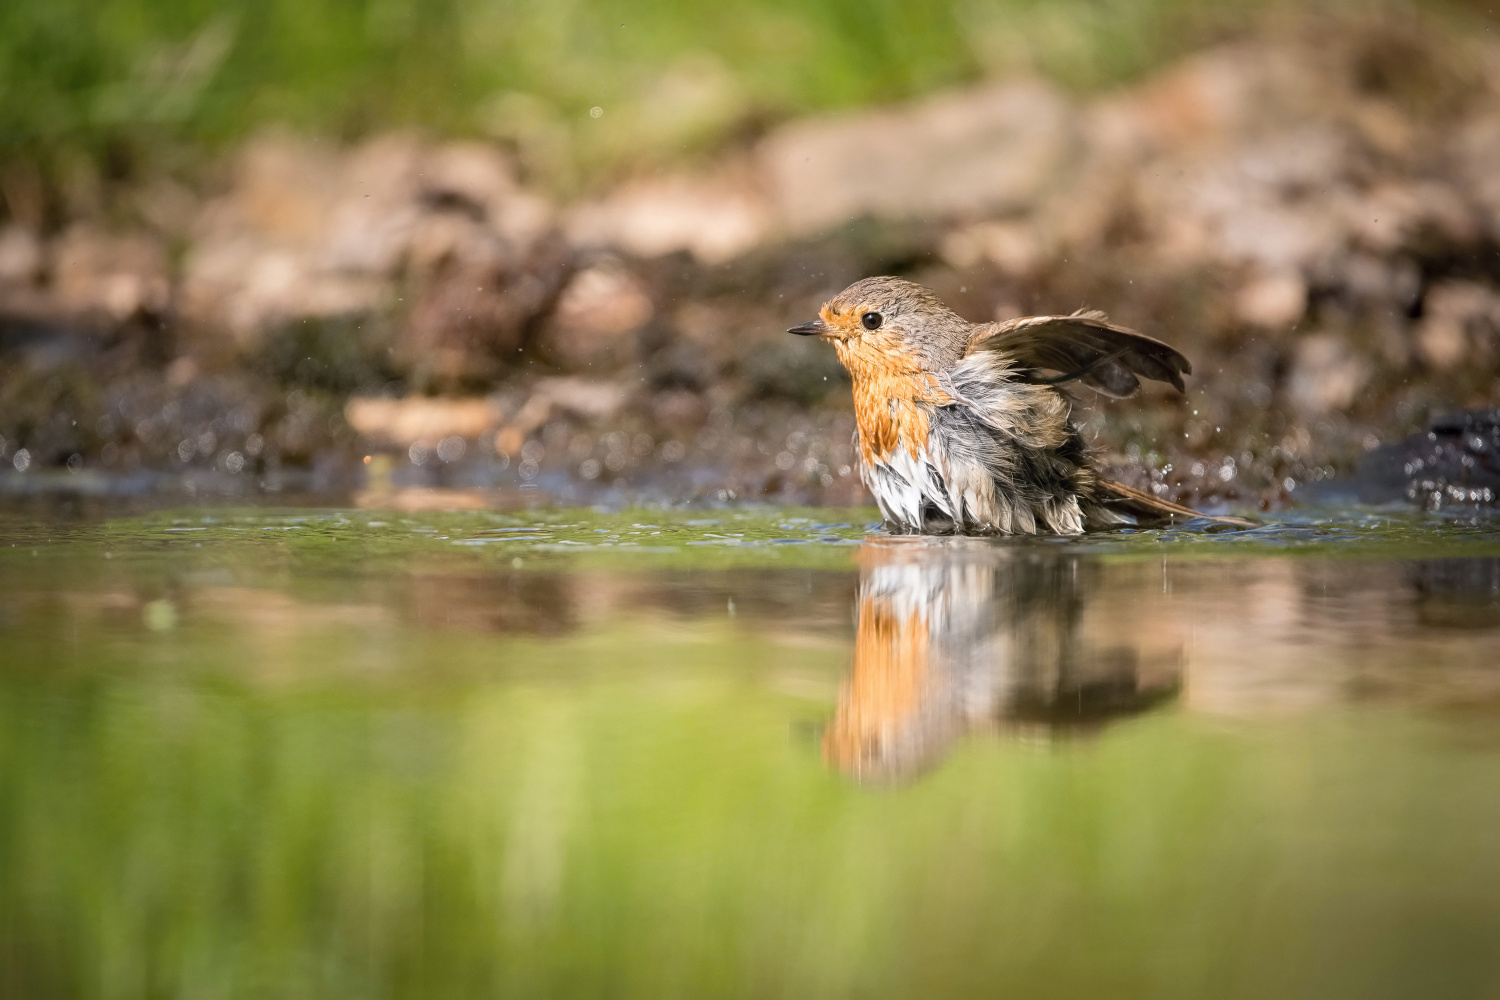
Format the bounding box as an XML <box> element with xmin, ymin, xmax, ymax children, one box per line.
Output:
<box><xmin>788</xmin><ymin>276</ymin><xmax>972</xmax><ymax>372</ymax></box>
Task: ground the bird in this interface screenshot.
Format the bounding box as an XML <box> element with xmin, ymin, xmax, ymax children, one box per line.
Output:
<box><xmin>788</xmin><ymin>275</ymin><xmax>1250</xmax><ymax>535</ymax></box>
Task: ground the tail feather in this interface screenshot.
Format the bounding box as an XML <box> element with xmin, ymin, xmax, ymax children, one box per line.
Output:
<box><xmin>1097</xmin><ymin>478</ymin><xmax>1257</xmax><ymax>528</ymax></box>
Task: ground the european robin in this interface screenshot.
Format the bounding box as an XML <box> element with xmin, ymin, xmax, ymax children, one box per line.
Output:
<box><xmin>789</xmin><ymin>276</ymin><xmax>1248</xmax><ymax>534</ymax></box>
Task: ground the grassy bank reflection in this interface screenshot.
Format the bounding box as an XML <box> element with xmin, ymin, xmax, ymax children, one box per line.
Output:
<box><xmin>4</xmin><ymin>512</ymin><xmax>1500</xmax><ymax>997</ymax></box>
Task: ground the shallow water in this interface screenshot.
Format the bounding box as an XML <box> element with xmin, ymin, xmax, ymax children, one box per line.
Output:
<box><xmin>4</xmin><ymin>503</ymin><xmax>1500</xmax><ymax>999</ymax></box>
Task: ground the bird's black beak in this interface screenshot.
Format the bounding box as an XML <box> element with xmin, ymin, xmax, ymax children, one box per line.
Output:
<box><xmin>787</xmin><ymin>320</ymin><xmax>829</xmax><ymax>336</ymax></box>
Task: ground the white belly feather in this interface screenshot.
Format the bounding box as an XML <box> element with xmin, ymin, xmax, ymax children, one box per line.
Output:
<box><xmin>859</xmin><ymin>428</ymin><xmax>1086</xmax><ymax>536</ymax></box>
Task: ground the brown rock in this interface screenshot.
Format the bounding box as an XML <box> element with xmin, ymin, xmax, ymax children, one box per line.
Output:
<box><xmin>1453</xmin><ymin>112</ymin><xmax>1500</xmax><ymax>242</ymax></box>
<box><xmin>404</xmin><ymin>236</ymin><xmax>571</xmax><ymax>383</ymax></box>
<box><xmin>1345</xmin><ymin>180</ymin><xmax>1479</xmax><ymax>256</ymax></box>
<box><xmin>422</xmin><ymin>142</ymin><xmax>518</xmax><ymax>218</ymax></box>
<box><xmin>419</xmin><ymin>142</ymin><xmax>556</xmax><ymax>248</ymax></box>
<box><xmin>533</xmin><ymin>376</ymin><xmax>629</xmax><ymax>421</ymax></box>
<box><xmin>180</xmin><ymin>132</ymin><xmax>405</xmax><ymax>339</ymax></box>
<box><xmin>1417</xmin><ymin>281</ymin><xmax>1500</xmax><ymax>371</ymax></box>
<box><xmin>939</xmin><ymin>220</ymin><xmax>1046</xmax><ymax>276</ymax></box>
<box><xmin>1286</xmin><ymin>334</ymin><xmax>1371</xmax><ymax>414</ymax></box>
<box><xmin>344</xmin><ymin>396</ymin><xmax>503</xmax><ymax>445</ymax></box>
<box><xmin>1136</xmin><ymin>125</ymin><xmax>1351</xmax><ymax>275</ymax></box>
<box><xmin>1234</xmin><ymin>271</ymin><xmax>1308</xmax><ymax>329</ymax></box>
<box><xmin>1093</xmin><ymin>43</ymin><xmax>1322</xmax><ymax>154</ymax></box>
<box><xmin>491</xmin><ymin>377</ymin><xmax>630</xmax><ymax>455</ymax></box>
<box><xmin>179</xmin><ymin>129</ymin><xmax>564</xmax><ymax>362</ymax></box>
<box><xmin>0</xmin><ymin>226</ymin><xmax>42</xmax><ymax>286</ymax></box>
<box><xmin>565</xmin><ymin>164</ymin><xmax>770</xmax><ymax>263</ymax></box>
<box><xmin>405</xmin><ymin>213</ymin><xmax>509</xmax><ymax>274</ymax></box>
<box><xmin>221</xmin><ymin>131</ymin><xmax>346</xmax><ymax>244</ymax></box>
<box><xmin>538</xmin><ymin>261</ymin><xmax>653</xmax><ymax>370</ymax></box>
<box><xmin>760</xmin><ymin>79</ymin><xmax>1077</xmax><ymax>234</ymax></box>
<box><xmin>181</xmin><ymin>236</ymin><xmax>391</xmax><ymax>344</ymax></box>
<box><xmin>50</xmin><ymin>225</ymin><xmax>171</xmax><ymax>320</ymax></box>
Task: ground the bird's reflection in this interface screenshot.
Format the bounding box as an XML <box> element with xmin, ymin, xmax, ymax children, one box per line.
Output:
<box><xmin>824</xmin><ymin>538</ymin><xmax>1183</xmax><ymax>783</ymax></box>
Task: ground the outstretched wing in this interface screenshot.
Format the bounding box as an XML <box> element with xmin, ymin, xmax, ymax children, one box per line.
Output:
<box><xmin>965</xmin><ymin>310</ymin><xmax>1191</xmax><ymax>397</ymax></box>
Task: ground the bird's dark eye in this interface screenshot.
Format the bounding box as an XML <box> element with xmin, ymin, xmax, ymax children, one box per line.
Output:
<box><xmin>860</xmin><ymin>311</ymin><xmax>882</xmax><ymax>331</ymax></box>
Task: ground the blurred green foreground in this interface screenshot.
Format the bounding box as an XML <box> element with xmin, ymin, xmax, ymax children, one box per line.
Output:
<box><xmin>3</xmin><ymin>508</ymin><xmax>1500</xmax><ymax>999</ymax></box>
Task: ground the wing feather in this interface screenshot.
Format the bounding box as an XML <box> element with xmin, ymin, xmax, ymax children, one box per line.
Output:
<box><xmin>965</xmin><ymin>309</ymin><xmax>1191</xmax><ymax>397</ymax></box>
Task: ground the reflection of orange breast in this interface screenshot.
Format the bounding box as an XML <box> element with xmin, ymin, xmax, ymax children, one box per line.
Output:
<box><xmin>835</xmin><ymin>337</ymin><xmax>952</xmax><ymax>466</ymax></box>
<box><xmin>823</xmin><ymin>596</ymin><xmax>930</xmax><ymax>772</ymax></box>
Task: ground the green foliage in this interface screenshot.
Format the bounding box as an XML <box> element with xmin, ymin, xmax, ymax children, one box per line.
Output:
<box><xmin>0</xmin><ymin>0</ymin><xmax>1351</xmax><ymax>181</ymax></box>
<box><xmin>3</xmin><ymin>0</ymin><xmax>1497</xmax><ymax>194</ymax></box>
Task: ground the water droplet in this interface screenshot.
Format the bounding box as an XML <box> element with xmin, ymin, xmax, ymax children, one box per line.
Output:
<box><xmin>436</xmin><ymin>436</ymin><xmax>466</xmax><ymax>463</ymax></box>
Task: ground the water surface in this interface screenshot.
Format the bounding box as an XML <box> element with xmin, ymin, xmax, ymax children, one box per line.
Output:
<box><xmin>4</xmin><ymin>504</ymin><xmax>1500</xmax><ymax>998</ymax></box>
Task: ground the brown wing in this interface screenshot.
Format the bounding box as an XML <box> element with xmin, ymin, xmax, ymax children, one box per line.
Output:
<box><xmin>965</xmin><ymin>310</ymin><xmax>1191</xmax><ymax>397</ymax></box>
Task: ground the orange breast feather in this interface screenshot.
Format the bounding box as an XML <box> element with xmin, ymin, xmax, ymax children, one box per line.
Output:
<box><xmin>834</xmin><ymin>335</ymin><xmax>951</xmax><ymax>466</ymax></box>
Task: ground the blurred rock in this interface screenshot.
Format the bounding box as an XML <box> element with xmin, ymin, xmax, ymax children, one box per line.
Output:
<box><xmin>1234</xmin><ymin>271</ymin><xmax>1308</xmax><ymax>329</ymax></box>
<box><xmin>740</xmin><ymin>332</ymin><xmax>848</xmax><ymax>405</ymax></box>
<box><xmin>538</xmin><ymin>260</ymin><xmax>653</xmax><ymax>369</ymax></box>
<box><xmin>533</xmin><ymin>376</ymin><xmax>629</xmax><ymax>421</ymax></box>
<box><xmin>1138</xmin><ymin>125</ymin><xmax>1353</xmax><ymax>276</ymax></box>
<box><xmin>181</xmin><ymin>130</ymin><xmax>564</xmax><ymax>355</ymax></box>
<box><xmin>1348</xmin><ymin>180</ymin><xmax>1478</xmax><ymax>257</ymax></box>
<box><xmin>422</xmin><ymin>143</ymin><xmax>516</xmax><ymax>217</ymax></box>
<box><xmin>565</xmin><ymin>165</ymin><xmax>770</xmax><ymax>264</ymax></box>
<box><xmin>492</xmin><ymin>376</ymin><xmax>629</xmax><ymax>455</ymax></box>
<box><xmin>421</xmin><ymin>142</ymin><xmax>555</xmax><ymax>248</ymax></box>
<box><xmin>180</xmin><ymin>132</ymin><xmax>404</xmax><ymax>340</ymax></box>
<box><xmin>182</xmin><ymin>238</ymin><xmax>389</xmax><ymax>342</ymax></box>
<box><xmin>50</xmin><ymin>225</ymin><xmax>171</xmax><ymax>321</ymax></box>
<box><xmin>404</xmin><ymin>235</ymin><xmax>571</xmax><ymax>384</ymax></box>
<box><xmin>1286</xmin><ymin>334</ymin><xmax>1372</xmax><ymax>415</ymax></box>
<box><xmin>761</xmin><ymin>79</ymin><xmax>1076</xmax><ymax>234</ymax></box>
<box><xmin>939</xmin><ymin>220</ymin><xmax>1046</xmax><ymax>276</ymax></box>
<box><xmin>345</xmin><ymin>396</ymin><xmax>502</xmax><ymax>445</ymax></box>
<box><xmin>1417</xmin><ymin>281</ymin><xmax>1500</xmax><ymax>371</ymax></box>
<box><xmin>0</xmin><ymin>226</ymin><xmax>42</xmax><ymax>286</ymax></box>
<box><xmin>1454</xmin><ymin>113</ymin><xmax>1500</xmax><ymax>241</ymax></box>
<box><xmin>1089</xmin><ymin>43</ymin><xmax>1323</xmax><ymax>155</ymax></box>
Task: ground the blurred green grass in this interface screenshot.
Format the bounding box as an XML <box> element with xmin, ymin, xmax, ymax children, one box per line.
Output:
<box><xmin>6</xmin><ymin>618</ymin><xmax>1500</xmax><ymax>999</ymax></box>
<box><xmin>1</xmin><ymin>0</ymin><xmax>1494</xmax><ymax>196</ymax></box>
<box><xmin>0</xmin><ymin>0</ymin><xmax>1393</xmax><ymax>187</ymax></box>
